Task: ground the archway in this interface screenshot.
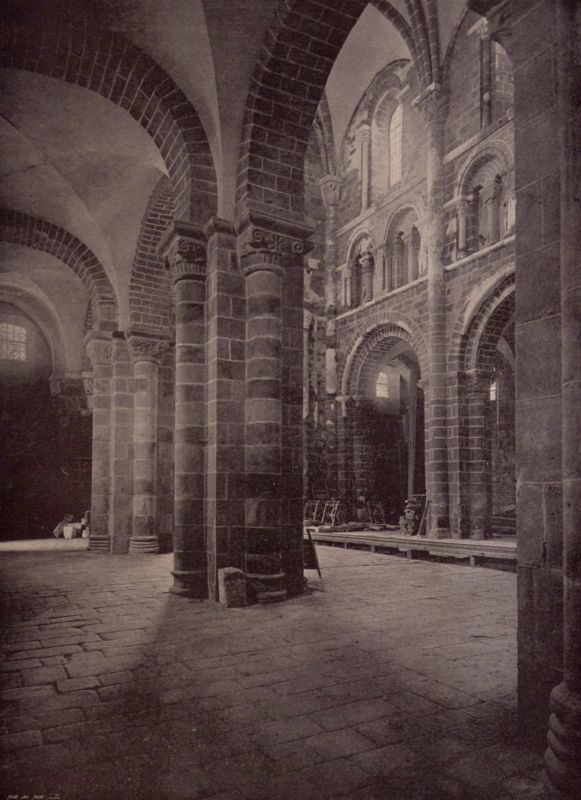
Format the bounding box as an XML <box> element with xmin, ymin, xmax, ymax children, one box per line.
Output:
<box><xmin>461</xmin><ymin>285</ymin><xmax>515</xmax><ymax>539</ymax></box>
<box><xmin>354</xmin><ymin>343</ymin><xmax>425</xmax><ymax>523</ymax></box>
<box><xmin>0</xmin><ymin>301</ymin><xmax>91</xmax><ymax>539</ymax></box>
<box><xmin>341</xmin><ymin>324</ymin><xmax>427</xmax><ymax>525</ymax></box>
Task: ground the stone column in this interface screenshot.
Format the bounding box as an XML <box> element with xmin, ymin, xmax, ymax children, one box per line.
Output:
<box><xmin>391</xmin><ymin>232</ymin><xmax>405</xmax><ymax>289</ymax></box>
<box><xmin>108</xmin><ymin>332</ymin><xmax>133</xmax><ymax>554</ymax></box>
<box><xmin>161</xmin><ymin>223</ymin><xmax>208</xmax><ymax>597</ymax></box>
<box><xmin>85</xmin><ymin>333</ymin><xmax>113</xmax><ymax>552</ymax></box>
<box><xmin>482</xmin><ymin>176</ymin><xmax>502</xmax><ymax>245</ymax></box>
<box><xmin>320</xmin><ymin>175</ymin><xmax>341</xmax><ymax>496</ymax></box>
<box><xmin>415</xmin><ymin>86</ymin><xmax>450</xmax><ymax>537</ymax></box>
<box><xmin>127</xmin><ymin>332</ymin><xmax>168</xmax><ymax>554</ymax></box>
<box><xmin>238</xmin><ymin>215</ymin><xmax>311</xmax><ymax>602</ymax></box>
<box><xmin>204</xmin><ymin>217</ymin><xmax>246</xmax><ymax>600</ymax></box>
<box><xmin>545</xmin><ymin>1</ymin><xmax>581</xmax><ymax>795</ymax></box>
<box><xmin>360</xmin><ymin>126</ymin><xmax>371</xmax><ymax>213</ymax></box>
<box><xmin>360</xmin><ymin>250</ymin><xmax>374</xmax><ymax>303</ymax></box>
<box><xmin>466</xmin><ymin>370</ymin><xmax>493</xmax><ymax>540</ymax></box>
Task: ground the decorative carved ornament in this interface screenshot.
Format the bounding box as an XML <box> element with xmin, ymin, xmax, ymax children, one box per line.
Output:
<box><xmin>238</xmin><ymin>225</ymin><xmax>308</xmax><ymax>259</ymax></box>
<box><xmin>413</xmin><ymin>84</ymin><xmax>449</xmax><ymax>126</ymax></box>
<box><xmin>160</xmin><ymin>221</ymin><xmax>207</xmax><ymax>283</ymax></box>
<box><xmin>319</xmin><ymin>175</ymin><xmax>342</xmax><ymax>209</ymax></box>
<box><xmin>85</xmin><ymin>337</ymin><xmax>113</xmax><ymax>367</ymax></box>
<box><xmin>128</xmin><ymin>335</ymin><xmax>170</xmax><ymax>363</ymax></box>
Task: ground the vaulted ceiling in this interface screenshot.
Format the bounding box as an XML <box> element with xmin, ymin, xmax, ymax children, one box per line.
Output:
<box><xmin>0</xmin><ymin>0</ymin><xmax>466</xmax><ymax>373</ymax></box>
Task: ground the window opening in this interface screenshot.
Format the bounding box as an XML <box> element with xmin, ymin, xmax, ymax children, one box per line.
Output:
<box><xmin>0</xmin><ymin>323</ymin><xmax>26</xmax><ymax>361</ymax></box>
<box><xmin>389</xmin><ymin>104</ymin><xmax>403</xmax><ymax>186</ymax></box>
<box><xmin>376</xmin><ymin>370</ymin><xmax>390</xmax><ymax>398</ymax></box>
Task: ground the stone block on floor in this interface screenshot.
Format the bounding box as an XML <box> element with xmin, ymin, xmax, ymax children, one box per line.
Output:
<box><xmin>218</xmin><ymin>567</ymin><xmax>247</xmax><ymax>608</ymax></box>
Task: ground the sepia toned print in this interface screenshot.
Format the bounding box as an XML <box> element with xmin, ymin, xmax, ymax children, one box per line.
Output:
<box><xmin>0</xmin><ymin>1</ymin><xmax>579</xmax><ymax>798</ymax></box>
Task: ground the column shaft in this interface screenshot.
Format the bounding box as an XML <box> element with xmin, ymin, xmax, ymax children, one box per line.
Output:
<box><xmin>421</xmin><ymin>91</ymin><xmax>450</xmax><ymax>536</ymax></box>
<box><xmin>109</xmin><ymin>335</ymin><xmax>133</xmax><ymax>554</ymax></box>
<box><xmin>244</xmin><ymin>261</ymin><xmax>286</xmax><ymax>602</ymax></box>
<box><xmin>85</xmin><ymin>335</ymin><xmax>113</xmax><ymax>552</ymax></box>
<box><xmin>128</xmin><ymin>336</ymin><xmax>167</xmax><ymax>554</ymax></box>
<box><xmin>205</xmin><ymin>219</ymin><xmax>246</xmax><ymax>600</ymax></box>
<box><xmin>161</xmin><ymin>224</ymin><xmax>208</xmax><ymax>598</ymax></box>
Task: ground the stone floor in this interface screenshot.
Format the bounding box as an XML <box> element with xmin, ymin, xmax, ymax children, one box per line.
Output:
<box><xmin>0</xmin><ymin>542</ymin><xmax>548</xmax><ymax>800</ymax></box>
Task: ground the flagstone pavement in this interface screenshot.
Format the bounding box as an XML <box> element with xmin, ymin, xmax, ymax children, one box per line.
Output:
<box><xmin>0</xmin><ymin>542</ymin><xmax>549</xmax><ymax>800</ymax></box>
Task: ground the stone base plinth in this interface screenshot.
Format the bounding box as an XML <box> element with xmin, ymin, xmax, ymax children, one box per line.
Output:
<box><xmin>246</xmin><ymin>571</ymin><xmax>286</xmax><ymax>604</ymax></box>
<box><xmin>129</xmin><ymin>536</ymin><xmax>159</xmax><ymax>554</ymax></box>
<box><xmin>170</xmin><ymin>568</ymin><xmax>207</xmax><ymax>599</ymax></box>
<box><xmin>87</xmin><ymin>535</ymin><xmax>110</xmax><ymax>553</ymax></box>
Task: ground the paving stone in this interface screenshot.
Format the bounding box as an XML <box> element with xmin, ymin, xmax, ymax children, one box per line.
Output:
<box><xmin>0</xmin><ymin>730</ymin><xmax>43</xmax><ymax>751</ymax></box>
<box><xmin>0</xmin><ymin>545</ymin><xmax>546</xmax><ymax>800</ymax></box>
<box><xmin>21</xmin><ymin>665</ymin><xmax>67</xmax><ymax>686</ymax></box>
<box><xmin>57</xmin><ymin>676</ymin><xmax>101</xmax><ymax>692</ymax></box>
<box><xmin>305</xmin><ymin>728</ymin><xmax>375</xmax><ymax>759</ymax></box>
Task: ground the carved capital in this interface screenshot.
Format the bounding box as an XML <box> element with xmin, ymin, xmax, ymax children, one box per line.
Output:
<box><xmin>85</xmin><ymin>335</ymin><xmax>113</xmax><ymax>367</ymax></box>
<box><xmin>238</xmin><ymin>226</ymin><xmax>306</xmax><ymax>260</ymax></box>
<box><xmin>319</xmin><ymin>175</ymin><xmax>342</xmax><ymax>209</ymax></box>
<box><xmin>413</xmin><ymin>84</ymin><xmax>448</xmax><ymax>127</ymax></box>
<box><xmin>127</xmin><ymin>333</ymin><xmax>170</xmax><ymax>364</ymax></box>
<box><xmin>467</xmin><ymin>0</ymin><xmax>511</xmax><ymax>54</ymax></box>
<box><xmin>160</xmin><ymin>221</ymin><xmax>207</xmax><ymax>283</ymax></box>
<box><xmin>236</xmin><ymin>211</ymin><xmax>314</xmax><ymax>273</ymax></box>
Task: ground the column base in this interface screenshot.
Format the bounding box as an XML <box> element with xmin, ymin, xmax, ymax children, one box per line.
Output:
<box><xmin>545</xmin><ymin>682</ymin><xmax>581</xmax><ymax>797</ymax></box>
<box><xmin>245</xmin><ymin>571</ymin><xmax>287</xmax><ymax>604</ymax></box>
<box><xmin>129</xmin><ymin>536</ymin><xmax>159</xmax><ymax>554</ymax></box>
<box><xmin>170</xmin><ymin>569</ymin><xmax>207</xmax><ymax>599</ymax></box>
<box><xmin>87</xmin><ymin>535</ymin><xmax>110</xmax><ymax>553</ymax></box>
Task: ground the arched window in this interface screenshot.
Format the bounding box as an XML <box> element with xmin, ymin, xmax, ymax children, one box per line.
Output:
<box><xmin>389</xmin><ymin>104</ymin><xmax>403</xmax><ymax>186</ymax></box>
<box><xmin>375</xmin><ymin>370</ymin><xmax>390</xmax><ymax>398</ymax></box>
<box><xmin>0</xmin><ymin>323</ymin><xmax>26</xmax><ymax>361</ymax></box>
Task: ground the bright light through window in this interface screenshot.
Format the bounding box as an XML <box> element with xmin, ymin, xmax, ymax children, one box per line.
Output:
<box><xmin>376</xmin><ymin>370</ymin><xmax>390</xmax><ymax>398</ymax></box>
<box><xmin>0</xmin><ymin>323</ymin><xmax>26</xmax><ymax>361</ymax></box>
<box><xmin>389</xmin><ymin>104</ymin><xmax>403</xmax><ymax>186</ymax></box>
<box><xmin>489</xmin><ymin>379</ymin><xmax>497</xmax><ymax>402</ymax></box>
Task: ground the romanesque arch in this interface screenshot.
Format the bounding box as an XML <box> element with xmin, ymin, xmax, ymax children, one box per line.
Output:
<box><xmin>338</xmin><ymin>319</ymin><xmax>427</xmax><ymax>522</ymax></box>
<box><xmin>128</xmin><ymin>176</ymin><xmax>175</xmax><ymax>336</ymax></box>
<box><xmin>0</xmin><ymin>208</ymin><xmax>119</xmax><ymax>329</ymax></box>
<box><xmin>235</xmin><ymin>0</ymin><xmax>432</xmax><ymax>223</ymax></box>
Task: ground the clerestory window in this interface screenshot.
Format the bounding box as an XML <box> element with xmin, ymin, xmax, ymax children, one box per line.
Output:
<box><xmin>389</xmin><ymin>104</ymin><xmax>403</xmax><ymax>186</ymax></box>
<box><xmin>0</xmin><ymin>322</ymin><xmax>26</xmax><ymax>361</ymax></box>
